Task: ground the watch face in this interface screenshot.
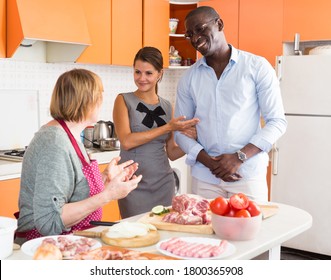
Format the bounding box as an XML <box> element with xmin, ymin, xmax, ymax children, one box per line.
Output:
<box><xmin>237</xmin><ymin>151</ymin><xmax>247</xmax><ymax>162</ymax></box>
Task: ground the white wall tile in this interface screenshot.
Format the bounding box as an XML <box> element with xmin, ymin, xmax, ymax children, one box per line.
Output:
<box><xmin>0</xmin><ymin>61</ymin><xmax>186</xmax><ymax>129</ymax></box>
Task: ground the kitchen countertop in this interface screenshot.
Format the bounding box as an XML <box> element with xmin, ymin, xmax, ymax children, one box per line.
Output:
<box><xmin>0</xmin><ymin>148</ymin><xmax>120</xmax><ymax>181</ymax></box>
<box><xmin>5</xmin><ymin>203</ymin><xmax>312</xmax><ymax>260</ymax></box>
<box><xmin>86</xmin><ymin>148</ymin><xmax>120</xmax><ymax>164</ymax></box>
<box><xmin>0</xmin><ymin>160</ymin><xmax>22</xmax><ymax>180</ymax></box>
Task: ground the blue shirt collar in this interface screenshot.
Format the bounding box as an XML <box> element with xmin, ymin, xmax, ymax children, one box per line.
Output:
<box><xmin>197</xmin><ymin>44</ymin><xmax>239</xmax><ymax>68</ymax></box>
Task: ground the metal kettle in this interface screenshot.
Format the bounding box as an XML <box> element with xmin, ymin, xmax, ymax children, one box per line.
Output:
<box><xmin>93</xmin><ymin>120</ymin><xmax>115</xmax><ymax>144</ymax></box>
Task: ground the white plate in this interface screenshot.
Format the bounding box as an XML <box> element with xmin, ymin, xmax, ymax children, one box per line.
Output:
<box><xmin>21</xmin><ymin>235</ymin><xmax>102</xmax><ymax>257</ymax></box>
<box><xmin>156</xmin><ymin>237</ymin><xmax>236</xmax><ymax>260</ymax></box>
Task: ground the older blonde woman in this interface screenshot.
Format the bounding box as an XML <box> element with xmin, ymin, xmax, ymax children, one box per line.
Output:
<box><xmin>16</xmin><ymin>69</ymin><xmax>142</xmax><ymax>244</ymax></box>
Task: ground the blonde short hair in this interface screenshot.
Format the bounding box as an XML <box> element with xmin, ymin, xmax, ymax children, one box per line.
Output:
<box><xmin>50</xmin><ymin>69</ymin><xmax>103</xmax><ymax>122</ymax></box>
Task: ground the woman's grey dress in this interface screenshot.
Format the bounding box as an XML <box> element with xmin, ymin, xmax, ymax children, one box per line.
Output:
<box><xmin>118</xmin><ymin>92</ymin><xmax>176</xmax><ymax>218</ymax></box>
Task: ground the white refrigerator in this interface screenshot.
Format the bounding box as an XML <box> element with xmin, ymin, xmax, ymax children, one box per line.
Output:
<box><xmin>271</xmin><ymin>55</ymin><xmax>331</xmax><ymax>256</ymax></box>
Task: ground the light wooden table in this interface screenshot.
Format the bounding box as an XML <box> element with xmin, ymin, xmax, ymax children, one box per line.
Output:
<box><xmin>6</xmin><ymin>203</ymin><xmax>312</xmax><ymax>260</ymax></box>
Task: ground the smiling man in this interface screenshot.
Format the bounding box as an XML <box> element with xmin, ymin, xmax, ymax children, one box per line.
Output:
<box><xmin>174</xmin><ymin>6</ymin><xmax>287</xmax><ymax>201</ymax></box>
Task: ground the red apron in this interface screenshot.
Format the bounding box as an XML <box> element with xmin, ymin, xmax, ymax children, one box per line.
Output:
<box><xmin>22</xmin><ymin>120</ymin><xmax>104</xmax><ymax>240</ymax></box>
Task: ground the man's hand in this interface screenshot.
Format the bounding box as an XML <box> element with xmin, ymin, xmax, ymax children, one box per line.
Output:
<box><xmin>210</xmin><ymin>154</ymin><xmax>242</xmax><ymax>182</ymax></box>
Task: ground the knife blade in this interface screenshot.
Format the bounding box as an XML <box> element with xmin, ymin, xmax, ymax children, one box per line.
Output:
<box><xmin>89</xmin><ymin>220</ymin><xmax>119</xmax><ymax>226</ymax></box>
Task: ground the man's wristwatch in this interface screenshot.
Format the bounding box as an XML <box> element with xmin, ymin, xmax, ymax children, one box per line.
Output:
<box><xmin>236</xmin><ymin>150</ymin><xmax>247</xmax><ymax>163</ymax></box>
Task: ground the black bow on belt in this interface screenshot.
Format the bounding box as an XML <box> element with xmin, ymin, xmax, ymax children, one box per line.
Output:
<box><xmin>136</xmin><ymin>102</ymin><xmax>166</xmax><ymax>128</ymax></box>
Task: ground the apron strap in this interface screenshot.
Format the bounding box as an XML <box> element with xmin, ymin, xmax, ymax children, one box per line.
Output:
<box><xmin>56</xmin><ymin>119</ymin><xmax>88</xmax><ymax>166</ymax></box>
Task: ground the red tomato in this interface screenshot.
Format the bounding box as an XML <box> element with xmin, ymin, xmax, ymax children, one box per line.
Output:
<box><xmin>225</xmin><ymin>207</ymin><xmax>236</xmax><ymax>217</ymax></box>
<box><xmin>210</xmin><ymin>196</ymin><xmax>230</xmax><ymax>216</ymax></box>
<box><xmin>247</xmin><ymin>200</ymin><xmax>261</xmax><ymax>217</ymax></box>
<box><xmin>229</xmin><ymin>193</ymin><xmax>250</xmax><ymax>210</ymax></box>
<box><xmin>234</xmin><ymin>209</ymin><xmax>251</xmax><ymax>218</ymax></box>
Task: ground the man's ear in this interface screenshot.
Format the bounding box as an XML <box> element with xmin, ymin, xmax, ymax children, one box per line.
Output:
<box><xmin>217</xmin><ymin>18</ymin><xmax>224</xmax><ymax>31</ymax></box>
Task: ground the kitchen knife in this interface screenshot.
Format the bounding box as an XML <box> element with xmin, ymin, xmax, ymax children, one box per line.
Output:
<box><xmin>89</xmin><ymin>220</ymin><xmax>119</xmax><ymax>226</ymax></box>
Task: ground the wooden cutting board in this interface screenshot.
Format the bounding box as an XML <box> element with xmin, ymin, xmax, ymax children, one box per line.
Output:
<box><xmin>260</xmin><ymin>204</ymin><xmax>279</xmax><ymax>219</ymax></box>
<box><xmin>73</xmin><ymin>229</ymin><xmax>160</xmax><ymax>248</ymax></box>
<box><xmin>138</xmin><ymin>204</ymin><xmax>279</xmax><ymax>234</ymax></box>
<box><xmin>138</xmin><ymin>212</ymin><xmax>214</xmax><ymax>235</ymax></box>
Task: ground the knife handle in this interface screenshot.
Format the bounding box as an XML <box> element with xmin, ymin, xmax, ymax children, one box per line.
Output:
<box><xmin>90</xmin><ymin>221</ymin><xmax>118</xmax><ymax>226</ymax></box>
<box><xmin>73</xmin><ymin>230</ymin><xmax>102</xmax><ymax>238</ymax></box>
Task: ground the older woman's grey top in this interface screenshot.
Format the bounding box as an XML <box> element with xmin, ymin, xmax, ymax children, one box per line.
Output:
<box><xmin>17</xmin><ymin>126</ymin><xmax>90</xmax><ymax>236</ymax></box>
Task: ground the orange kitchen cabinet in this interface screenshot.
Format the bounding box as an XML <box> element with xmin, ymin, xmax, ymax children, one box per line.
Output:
<box><xmin>112</xmin><ymin>0</ymin><xmax>169</xmax><ymax>67</ymax></box>
<box><xmin>199</xmin><ymin>0</ymin><xmax>283</xmax><ymax>66</ymax></box>
<box><xmin>283</xmin><ymin>0</ymin><xmax>331</xmax><ymax>42</ymax></box>
<box><xmin>98</xmin><ymin>164</ymin><xmax>121</xmax><ymax>221</ymax></box>
<box><xmin>0</xmin><ymin>0</ymin><xmax>5</xmax><ymax>57</ymax></box>
<box><xmin>239</xmin><ymin>0</ymin><xmax>283</xmax><ymax>67</ymax></box>
<box><xmin>144</xmin><ymin>0</ymin><xmax>169</xmax><ymax>67</ymax></box>
<box><xmin>199</xmin><ymin>0</ymin><xmax>239</xmax><ymax>49</ymax></box>
<box><xmin>76</xmin><ymin>0</ymin><xmax>111</xmax><ymax>64</ymax></box>
<box><xmin>0</xmin><ymin>178</ymin><xmax>20</xmax><ymax>218</ymax></box>
<box><xmin>111</xmin><ymin>0</ymin><xmax>142</xmax><ymax>66</ymax></box>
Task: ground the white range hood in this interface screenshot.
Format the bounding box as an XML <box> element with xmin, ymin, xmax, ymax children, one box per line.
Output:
<box><xmin>7</xmin><ymin>0</ymin><xmax>91</xmax><ymax>63</ymax></box>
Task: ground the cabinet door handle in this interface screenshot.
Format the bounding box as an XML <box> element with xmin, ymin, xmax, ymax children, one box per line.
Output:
<box><xmin>276</xmin><ymin>56</ymin><xmax>282</xmax><ymax>82</ymax></box>
<box><xmin>272</xmin><ymin>145</ymin><xmax>279</xmax><ymax>175</ymax></box>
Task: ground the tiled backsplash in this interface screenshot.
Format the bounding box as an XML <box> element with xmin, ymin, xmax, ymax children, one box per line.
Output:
<box><xmin>0</xmin><ymin>60</ymin><xmax>186</xmax><ymax>128</ymax></box>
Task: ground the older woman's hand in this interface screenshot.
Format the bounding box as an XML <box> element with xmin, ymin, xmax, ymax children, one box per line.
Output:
<box><xmin>102</xmin><ymin>157</ymin><xmax>138</xmax><ymax>184</ymax></box>
<box><xmin>103</xmin><ymin>167</ymin><xmax>142</xmax><ymax>201</ymax></box>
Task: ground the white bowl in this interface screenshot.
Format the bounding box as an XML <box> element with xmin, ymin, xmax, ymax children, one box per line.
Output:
<box><xmin>211</xmin><ymin>212</ymin><xmax>262</xmax><ymax>241</ymax></box>
<box><xmin>0</xmin><ymin>216</ymin><xmax>17</xmax><ymax>259</ymax></box>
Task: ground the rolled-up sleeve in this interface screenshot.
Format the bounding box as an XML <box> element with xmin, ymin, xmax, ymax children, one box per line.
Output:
<box><xmin>33</xmin><ymin>147</ymin><xmax>74</xmax><ymax>235</ymax></box>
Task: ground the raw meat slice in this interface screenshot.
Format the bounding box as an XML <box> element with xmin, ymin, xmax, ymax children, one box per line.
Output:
<box><xmin>162</xmin><ymin>194</ymin><xmax>211</xmax><ymax>225</ymax></box>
